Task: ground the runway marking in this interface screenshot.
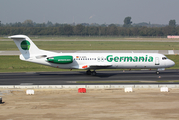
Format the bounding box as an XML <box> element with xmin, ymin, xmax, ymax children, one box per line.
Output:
<box><xmin>20</xmin><ymin>83</ymin><xmax>33</xmax><ymax>85</ymax></box>
<box><xmin>66</xmin><ymin>81</ymin><xmax>77</xmax><ymax>83</ymax></box>
<box><xmin>25</xmin><ymin>72</ymin><xmax>36</xmax><ymax>74</ymax></box>
<box><xmin>140</xmin><ymin>81</ymin><xmax>157</xmax><ymax>83</ymax></box>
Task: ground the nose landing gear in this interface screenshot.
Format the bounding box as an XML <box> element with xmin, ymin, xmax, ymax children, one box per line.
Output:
<box><xmin>156</xmin><ymin>71</ymin><xmax>160</xmax><ymax>75</ymax></box>
<box><xmin>156</xmin><ymin>68</ymin><xmax>165</xmax><ymax>75</ymax></box>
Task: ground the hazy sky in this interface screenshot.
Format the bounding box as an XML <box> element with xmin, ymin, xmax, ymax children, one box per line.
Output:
<box><xmin>1</xmin><ymin>0</ymin><xmax>179</xmax><ymax>24</ymax></box>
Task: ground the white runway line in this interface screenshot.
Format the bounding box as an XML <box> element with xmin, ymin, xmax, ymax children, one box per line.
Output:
<box><xmin>20</xmin><ymin>83</ymin><xmax>33</xmax><ymax>85</ymax></box>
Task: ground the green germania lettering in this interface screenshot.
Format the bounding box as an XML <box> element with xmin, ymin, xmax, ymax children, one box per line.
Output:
<box><xmin>148</xmin><ymin>56</ymin><xmax>153</xmax><ymax>62</ymax></box>
<box><xmin>107</xmin><ymin>55</ymin><xmax>113</xmax><ymax>62</ymax></box>
<box><xmin>106</xmin><ymin>55</ymin><xmax>153</xmax><ymax>62</ymax></box>
<box><xmin>139</xmin><ymin>56</ymin><xmax>144</xmax><ymax>62</ymax></box>
<box><xmin>114</xmin><ymin>56</ymin><xmax>119</xmax><ymax>62</ymax></box>
<box><xmin>124</xmin><ymin>56</ymin><xmax>133</xmax><ymax>62</ymax></box>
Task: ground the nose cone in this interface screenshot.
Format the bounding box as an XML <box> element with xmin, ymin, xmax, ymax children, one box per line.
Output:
<box><xmin>167</xmin><ymin>60</ymin><xmax>175</xmax><ymax>67</ymax></box>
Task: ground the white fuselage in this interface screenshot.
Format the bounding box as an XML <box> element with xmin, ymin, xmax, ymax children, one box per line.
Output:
<box><xmin>23</xmin><ymin>52</ymin><xmax>175</xmax><ymax>70</ymax></box>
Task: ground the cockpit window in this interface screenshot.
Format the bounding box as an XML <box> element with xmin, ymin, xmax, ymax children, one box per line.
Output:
<box><xmin>162</xmin><ymin>57</ymin><xmax>168</xmax><ymax>60</ymax></box>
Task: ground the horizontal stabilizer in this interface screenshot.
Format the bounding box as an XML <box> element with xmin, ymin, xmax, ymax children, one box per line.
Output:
<box><xmin>8</xmin><ymin>35</ymin><xmax>27</xmax><ymax>39</ymax></box>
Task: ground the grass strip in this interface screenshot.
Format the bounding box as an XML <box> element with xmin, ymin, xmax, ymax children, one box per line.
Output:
<box><xmin>1</xmin><ymin>41</ymin><xmax>179</xmax><ymax>50</ymax></box>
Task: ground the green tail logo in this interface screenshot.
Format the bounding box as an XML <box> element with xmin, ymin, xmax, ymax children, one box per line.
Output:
<box><xmin>21</xmin><ymin>40</ymin><xmax>30</xmax><ymax>50</ymax></box>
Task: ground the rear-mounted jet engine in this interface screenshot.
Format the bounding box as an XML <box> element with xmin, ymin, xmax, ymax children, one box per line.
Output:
<box><xmin>47</xmin><ymin>56</ymin><xmax>73</xmax><ymax>64</ymax></box>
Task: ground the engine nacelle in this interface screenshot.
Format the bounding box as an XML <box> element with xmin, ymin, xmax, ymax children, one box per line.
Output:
<box><xmin>47</xmin><ymin>56</ymin><xmax>73</xmax><ymax>64</ymax></box>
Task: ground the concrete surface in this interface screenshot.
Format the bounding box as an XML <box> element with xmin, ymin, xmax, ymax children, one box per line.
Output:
<box><xmin>0</xmin><ymin>50</ymin><xmax>179</xmax><ymax>55</ymax></box>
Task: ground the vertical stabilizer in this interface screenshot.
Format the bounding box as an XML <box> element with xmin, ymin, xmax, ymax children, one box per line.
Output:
<box><xmin>8</xmin><ymin>35</ymin><xmax>42</xmax><ymax>59</ymax></box>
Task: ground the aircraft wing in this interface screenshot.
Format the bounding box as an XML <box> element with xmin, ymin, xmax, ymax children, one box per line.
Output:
<box><xmin>73</xmin><ymin>64</ymin><xmax>112</xmax><ymax>69</ymax></box>
<box><xmin>88</xmin><ymin>64</ymin><xmax>112</xmax><ymax>69</ymax></box>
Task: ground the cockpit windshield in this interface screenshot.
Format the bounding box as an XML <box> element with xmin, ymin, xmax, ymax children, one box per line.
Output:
<box><xmin>162</xmin><ymin>57</ymin><xmax>168</xmax><ymax>60</ymax></box>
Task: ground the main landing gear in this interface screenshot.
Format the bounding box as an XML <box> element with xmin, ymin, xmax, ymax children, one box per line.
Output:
<box><xmin>86</xmin><ymin>70</ymin><xmax>96</xmax><ymax>76</ymax></box>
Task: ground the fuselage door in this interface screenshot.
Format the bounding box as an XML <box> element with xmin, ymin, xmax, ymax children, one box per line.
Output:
<box><xmin>155</xmin><ymin>57</ymin><xmax>160</xmax><ymax>65</ymax></box>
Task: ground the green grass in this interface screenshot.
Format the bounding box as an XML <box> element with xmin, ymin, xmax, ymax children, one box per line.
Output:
<box><xmin>1</xmin><ymin>41</ymin><xmax>179</xmax><ymax>50</ymax></box>
<box><xmin>0</xmin><ymin>56</ymin><xmax>70</xmax><ymax>72</ymax></box>
<box><xmin>0</xmin><ymin>55</ymin><xmax>178</xmax><ymax>73</ymax></box>
<box><xmin>166</xmin><ymin>55</ymin><xmax>179</xmax><ymax>69</ymax></box>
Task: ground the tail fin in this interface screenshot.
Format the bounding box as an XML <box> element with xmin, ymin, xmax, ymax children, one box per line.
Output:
<box><xmin>8</xmin><ymin>35</ymin><xmax>42</xmax><ymax>59</ymax></box>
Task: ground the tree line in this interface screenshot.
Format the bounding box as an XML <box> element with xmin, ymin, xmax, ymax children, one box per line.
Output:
<box><xmin>0</xmin><ymin>18</ymin><xmax>178</xmax><ymax>36</ymax></box>
<box><xmin>1</xmin><ymin>25</ymin><xmax>179</xmax><ymax>36</ymax></box>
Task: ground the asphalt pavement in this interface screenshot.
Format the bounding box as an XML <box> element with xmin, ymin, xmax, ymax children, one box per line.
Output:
<box><xmin>0</xmin><ymin>70</ymin><xmax>179</xmax><ymax>85</ymax></box>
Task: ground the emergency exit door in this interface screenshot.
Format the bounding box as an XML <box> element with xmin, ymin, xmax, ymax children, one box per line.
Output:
<box><xmin>155</xmin><ymin>57</ymin><xmax>159</xmax><ymax>65</ymax></box>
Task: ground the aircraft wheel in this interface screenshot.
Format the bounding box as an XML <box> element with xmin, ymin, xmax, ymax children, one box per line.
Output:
<box><xmin>156</xmin><ymin>71</ymin><xmax>160</xmax><ymax>75</ymax></box>
<box><xmin>91</xmin><ymin>71</ymin><xmax>96</xmax><ymax>76</ymax></box>
<box><xmin>86</xmin><ymin>70</ymin><xmax>91</xmax><ymax>75</ymax></box>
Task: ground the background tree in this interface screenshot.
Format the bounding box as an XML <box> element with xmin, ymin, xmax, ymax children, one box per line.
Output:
<box><xmin>169</xmin><ymin>20</ymin><xmax>176</xmax><ymax>27</ymax></box>
<box><xmin>88</xmin><ymin>26</ymin><xmax>98</xmax><ymax>36</ymax></box>
<box><xmin>107</xmin><ymin>24</ymin><xmax>118</xmax><ymax>35</ymax></box>
<box><xmin>1</xmin><ymin>20</ymin><xmax>179</xmax><ymax>36</ymax></box>
<box><xmin>74</xmin><ymin>24</ymin><xmax>85</xmax><ymax>35</ymax></box>
<box><xmin>22</xmin><ymin>20</ymin><xmax>34</xmax><ymax>27</ymax></box>
<box><xmin>46</xmin><ymin>21</ymin><xmax>53</xmax><ymax>27</ymax></box>
<box><xmin>63</xmin><ymin>25</ymin><xmax>73</xmax><ymax>36</ymax></box>
<box><xmin>123</xmin><ymin>17</ymin><xmax>132</xmax><ymax>27</ymax></box>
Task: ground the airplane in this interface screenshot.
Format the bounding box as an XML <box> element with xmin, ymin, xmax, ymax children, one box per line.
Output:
<box><xmin>8</xmin><ymin>35</ymin><xmax>175</xmax><ymax>76</ymax></box>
